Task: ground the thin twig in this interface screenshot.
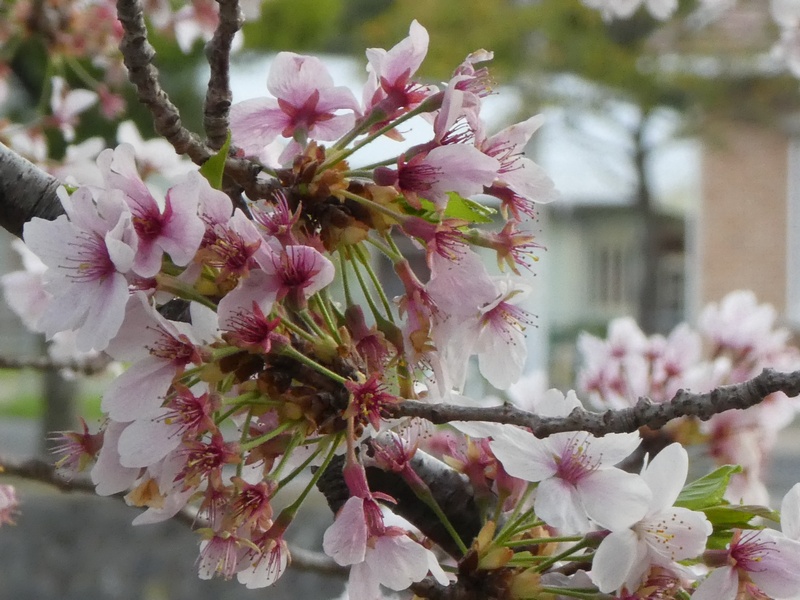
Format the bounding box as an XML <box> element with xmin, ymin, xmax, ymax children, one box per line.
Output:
<box><xmin>390</xmin><ymin>368</ymin><xmax>800</xmax><ymax>438</ymax></box>
<box><xmin>0</xmin><ymin>455</ymin><xmax>345</xmax><ymax>576</ymax></box>
<box><xmin>115</xmin><ymin>0</ymin><xmax>272</xmax><ymax>201</ymax></box>
<box><xmin>116</xmin><ymin>0</ymin><xmax>212</xmax><ymax>165</ymax></box>
<box><xmin>203</xmin><ymin>0</ymin><xmax>241</xmax><ymax>150</ymax></box>
<box><xmin>0</xmin><ymin>353</ymin><xmax>112</xmax><ymax>376</ymax></box>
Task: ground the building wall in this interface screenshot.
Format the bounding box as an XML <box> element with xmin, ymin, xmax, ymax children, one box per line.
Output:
<box><xmin>699</xmin><ymin>120</ymin><xmax>788</xmax><ymax>311</ymax></box>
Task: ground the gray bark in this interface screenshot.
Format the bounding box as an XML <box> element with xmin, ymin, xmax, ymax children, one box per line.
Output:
<box><xmin>0</xmin><ymin>143</ymin><xmax>64</xmax><ymax>238</ymax></box>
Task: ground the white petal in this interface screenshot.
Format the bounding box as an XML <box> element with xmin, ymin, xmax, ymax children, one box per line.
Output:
<box><xmin>591</xmin><ymin>529</ymin><xmax>640</xmax><ymax>593</ymax></box>
<box><xmin>642</xmin><ymin>443</ymin><xmax>688</xmax><ymax>512</ymax></box>
<box><xmin>579</xmin><ymin>469</ymin><xmax>651</xmax><ymax>531</ymax></box>
<box><xmin>489</xmin><ymin>427</ymin><xmax>557</xmax><ymax>482</ymax></box>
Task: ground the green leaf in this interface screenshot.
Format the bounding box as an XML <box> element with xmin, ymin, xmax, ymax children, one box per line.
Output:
<box><xmin>444</xmin><ymin>192</ymin><xmax>496</xmax><ymax>223</ymax></box>
<box><xmin>703</xmin><ymin>504</ymin><xmax>779</xmax><ymax>528</ymax></box>
<box><xmin>199</xmin><ymin>131</ymin><xmax>231</xmax><ymax>190</ymax></box>
<box><xmin>675</xmin><ymin>465</ymin><xmax>742</xmax><ymax>510</ymax></box>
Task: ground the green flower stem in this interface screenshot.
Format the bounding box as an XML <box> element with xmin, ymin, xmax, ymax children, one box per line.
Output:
<box><xmin>221</xmin><ymin>390</ymin><xmax>262</xmax><ymax>406</ymax></box>
<box><xmin>354</xmin><ymin>245</ymin><xmax>394</xmax><ymax>321</ymax></box>
<box><xmin>363</xmin><ymin>235</ymin><xmax>404</xmax><ymax>264</ymax></box>
<box><xmin>339</xmin><ymin>189</ymin><xmax>407</xmax><ymax>227</ymax></box>
<box><xmin>324</xmin><ymin>95</ymin><xmax>443</xmax><ymax>169</ymax></box>
<box><xmin>273</xmin><ymin>438</ymin><xmax>327</xmax><ymax>495</ymax></box>
<box><xmin>66</xmin><ymin>55</ymin><xmax>102</xmax><ymax>89</ymax></box>
<box><xmin>539</xmin><ymin>587</ymin><xmax>608</xmax><ymax>600</ymax></box>
<box><xmin>339</xmin><ymin>251</ymin><xmax>355</xmax><ymax>307</ymax></box>
<box><xmin>239</xmin><ymin>420</ymin><xmax>296</xmax><ymax>452</ymax></box>
<box><xmin>348</xmin><ymin>247</ymin><xmax>387</xmax><ymax>324</ymax></box>
<box><xmin>269</xmin><ymin>431</ymin><xmax>305</xmax><ymax>483</ymax></box>
<box><xmin>504</xmin><ymin>535</ymin><xmax>585</xmax><ymax>547</ymax></box>
<box><xmin>494</xmin><ymin>483</ymin><xmax>536</xmax><ymax>543</ymax></box>
<box><xmin>278</xmin><ymin>434</ymin><xmax>343</xmax><ymax>519</ymax></box>
<box><xmin>237</xmin><ymin>409</ymin><xmax>254</xmax><ymax>477</ymax></box>
<box><xmin>310</xmin><ymin>294</ymin><xmax>342</xmax><ymax>345</ymax></box>
<box><xmin>278</xmin><ymin>317</ymin><xmax>319</xmax><ymax>344</ymax></box>
<box><xmin>155</xmin><ymin>274</ymin><xmax>217</xmax><ymax>310</ymax></box>
<box><xmin>296</xmin><ymin>308</ymin><xmax>328</xmax><ymax>339</ymax></box>
<box><xmin>277</xmin><ymin>344</ymin><xmax>349</xmax><ymax>385</ymax></box>
<box><xmin>534</xmin><ymin>539</ymin><xmax>592</xmax><ymax>573</ymax></box>
<box><xmin>404</xmin><ymin>473</ymin><xmax>470</xmax><ymax>556</ymax></box>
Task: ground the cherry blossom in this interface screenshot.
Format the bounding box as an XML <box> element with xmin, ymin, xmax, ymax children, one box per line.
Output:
<box><xmin>23</xmin><ymin>186</ymin><xmax>137</xmax><ymax>351</ymax></box>
<box><xmin>230</xmin><ymin>52</ymin><xmax>360</xmax><ymax>155</ymax></box>
<box><xmin>489</xmin><ymin>390</ymin><xmax>650</xmax><ymax>533</ymax></box>
<box><xmin>590</xmin><ymin>443</ymin><xmax>712</xmax><ymax>593</ymax></box>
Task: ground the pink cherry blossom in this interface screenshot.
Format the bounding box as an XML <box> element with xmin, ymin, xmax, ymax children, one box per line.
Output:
<box><xmin>230</xmin><ymin>52</ymin><xmax>359</xmax><ymax>154</ymax></box>
<box><xmin>488</xmin><ymin>389</ymin><xmax>649</xmax><ymax>533</ymax></box>
<box><xmin>23</xmin><ymin>186</ymin><xmax>137</xmax><ymax>351</ymax></box>
<box><xmin>101</xmin><ymin>292</ymin><xmax>217</xmax><ymax>422</ymax></box>
<box><xmin>0</xmin><ymin>484</ymin><xmax>19</xmax><ymax>526</ymax></box>
<box><xmin>98</xmin><ymin>144</ymin><xmax>205</xmax><ymax>277</ymax></box>
<box><xmin>363</xmin><ymin>20</ymin><xmax>436</xmax><ymax>119</ymax></box>
<box><xmin>479</xmin><ymin>115</ymin><xmax>558</xmax><ymax>220</ymax></box>
<box><xmin>385</xmin><ymin>145</ymin><xmax>499</xmax><ymax>209</ymax></box>
<box><xmin>48</xmin><ymin>76</ymin><xmax>98</xmax><ymax>142</ymax></box>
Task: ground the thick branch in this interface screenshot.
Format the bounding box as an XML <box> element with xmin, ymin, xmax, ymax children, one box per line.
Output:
<box><xmin>0</xmin><ymin>143</ymin><xmax>64</xmax><ymax>238</ymax></box>
<box><xmin>203</xmin><ymin>0</ymin><xmax>242</xmax><ymax>150</ymax></box>
<box><xmin>317</xmin><ymin>451</ymin><xmax>482</xmax><ymax>559</ymax></box>
<box><xmin>390</xmin><ymin>368</ymin><xmax>800</xmax><ymax>438</ymax></box>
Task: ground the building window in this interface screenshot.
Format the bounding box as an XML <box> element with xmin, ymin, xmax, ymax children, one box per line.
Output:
<box><xmin>588</xmin><ymin>244</ymin><xmax>632</xmax><ymax>310</ymax></box>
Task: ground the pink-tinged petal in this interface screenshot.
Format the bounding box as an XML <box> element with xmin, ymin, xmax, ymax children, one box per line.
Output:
<box><xmin>74</xmin><ymin>271</ymin><xmax>131</xmax><ymax>352</ymax></box>
<box><xmin>157</xmin><ymin>183</ymin><xmax>206</xmax><ymax>267</ymax></box>
<box><xmin>369</xmin><ymin>20</ymin><xmax>429</xmax><ymax>87</ymax></box>
<box><xmin>192</xmin><ymin>171</ymin><xmax>233</xmax><ymax>225</ymax></box>
<box><xmin>424</xmin><ymin>144</ymin><xmax>499</xmax><ymax>206</ymax></box>
<box><xmin>578</xmin><ymin>469</ymin><xmax>651</xmax><ymax>531</ymax></box>
<box><xmin>535</xmin><ymin>476</ymin><xmax>591</xmax><ymax>533</ymax></box>
<box><xmin>749</xmin><ymin>532</ymin><xmax>800</xmax><ymax>598</ymax></box>
<box><xmin>237</xmin><ymin>539</ymin><xmax>290</xmax><ymax>589</ymax></box>
<box><xmin>347</xmin><ymin>561</ymin><xmax>381</xmax><ymax>600</ymax></box>
<box><xmin>306</xmin><ymin>113</ymin><xmax>357</xmax><ymax>142</ymax></box>
<box><xmin>368</xmin><ymin>535</ymin><xmax>430</xmax><ymax>590</ymax></box>
<box><xmin>218</xmin><ymin>270</ymin><xmax>279</xmax><ymax>328</ymax></box>
<box><xmin>187</xmin><ymin>302</ymin><xmax>220</xmax><ymax>344</ymax></box>
<box><xmin>117</xmin><ymin>412</ymin><xmax>182</xmax><ymax>468</ymax></box>
<box><xmin>91</xmin><ymin>420</ymin><xmax>139</xmax><ymax>496</ymax></box>
<box><xmin>322</xmin><ymin>496</ymin><xmax>368</xmax><ymax>566</ymax></box>
<box><xmin>781</xmin><ymin>483</ymin><xmax>800</xmax><ymax>540</ymax></box>
<box><xmin>692</xmin><ymin>566</ymin><xmax>738</xmax><ymax>600</ymax></box>
<box><xmin>102</xmin><ymin>356</ymin><xmax>176</xmax><ymax>422</ymax></box>
<box><xmin>591</xmin><ymin>529</ymin><xmax>641</xmax><ymax>593</ymax></box>
<box><xmin>476</xmin><ymin>307</ymin><xmax>527</xmax><ymax>389</ymax></box>
<box><xmin>642</xmin><ymin>443</ymin><xmax>687</xmax><ymax>512</ymax></box>
<box><xmin>489</xmin><ymin>426</ymin><xmax>557</xmax><ymax>482</ymax></box>
<box><xmin>267</xmin><ymin>52</ymin><xmax>335</xmax><ymax>101</ymax></box>
<box><xmin>230</xmin><ymin>97</ymin><xmax>284</xmax><ymax>152</ymax></box>
<box><xmin>425</xmin><ymin>547</ymin><xmax>451</xmax><ymax>585</ymax></box>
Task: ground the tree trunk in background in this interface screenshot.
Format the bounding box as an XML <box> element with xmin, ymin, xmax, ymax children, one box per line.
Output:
<box><xmin>634</xmin><ymin>113</ymin><xmax>661</xmax><ymax>334</ymax></box>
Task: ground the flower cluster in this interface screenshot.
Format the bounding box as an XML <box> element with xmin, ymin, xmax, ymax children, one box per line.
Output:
<box><xmin>578</xmin><ymin>290</ymin><xmax>800</xmax><ymax>504</ymax></box>
<box><xmin>8</xmin><ymin>18</ymin><xmax>800</xmax><ymax>600</ymax></box>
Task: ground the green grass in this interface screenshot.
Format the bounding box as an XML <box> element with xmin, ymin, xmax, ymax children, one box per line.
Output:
<box><xmin>0</xmin><ymin>370</ymin><xmax>106</xmax><ymax>420</ymax></box>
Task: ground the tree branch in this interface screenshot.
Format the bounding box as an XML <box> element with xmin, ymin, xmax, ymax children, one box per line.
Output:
<box><xmin>0</xmin><ymin>353</ymin><xmax>112</xmax><ymax>376</ymax></box>
<box><xmin>116</xmin><ymin>0</ymin><xmax>213</xmax><ymax>165</ymax></box>
<box><xmin>0</xmin><ymin>455</ymin><xmax>345</xmax><ymax>576</ymax></box>
<box><xmin>115</xmin><ymin>0</ymin><xmax>272</xmax><ymax>202</ymax></box>
<box><xmin>0</xmin><ymin>143</ymin><xmax>64</xmax><ymax>238</ymax></box>
<box><xmin>390</xmin><ymin>368</ymin><xmax>800</xmax><ymax>437</ymax></box>
<box><xmin>203</xmin><ymin>0</ymin><xmax>241</xmax><ymax>150</ymax></box>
